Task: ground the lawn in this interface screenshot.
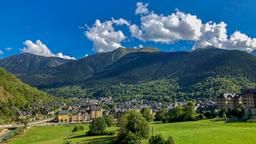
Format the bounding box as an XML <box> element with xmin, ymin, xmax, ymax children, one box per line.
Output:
<box><xmin>9</xmin><ymin>120</ymin><xmax>256</xmax><ymax>144</ymax></box>
<box><xmin>9</xmin><ymin>124</ymin><xmax>117</xmax><ymax>144</ymax></box>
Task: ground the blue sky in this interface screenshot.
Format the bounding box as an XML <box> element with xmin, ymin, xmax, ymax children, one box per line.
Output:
<box><xmin>0</xmin><ymin>0</ymin><xmax>256</xmax><ymax>59</ymax></box>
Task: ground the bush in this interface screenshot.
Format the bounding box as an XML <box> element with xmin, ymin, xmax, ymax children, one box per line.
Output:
<box><xmin>103</xmin><ymin>115</ymin><xmax>115</xmax><ymax>127</ymax></box>
<box><xmin>123</xmin><ymin>131</ymin><xmax>143</xmax><ymax>144</ymax></box>
<box><xmin>86</xmin><ymin>117</ymin><xmax>107</xmax><ymax>135</ymax></box>
<box><xmin>117</xmin><ymin>110</ymin><xmax>150</xmax><ymax>143</ymax></box>
<box><xmin>149</xmin><ymin>134</ymin><xmax>165</xmax><ymax>144</ymax></box>
<box><xmin>141</xmin><ymin>107</ymin><xmax>154</xmax><ymax>122</ymax></box>
<box><xmin>149</xmin><ymin>134</ymin><xmax>175</xmax><ymax>144</ymax></box>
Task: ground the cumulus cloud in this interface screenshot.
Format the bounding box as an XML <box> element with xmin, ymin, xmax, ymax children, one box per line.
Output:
<box><xmin>85</xmin><ymin>1</ymin><xmax>256</xmax><ymax>53</ymax></box>
<box><xmin>193</xmin><ymin>22</ymin><xmax>228</xmax><ymax>49</ymax></box>
<box><xmin>0</xmin><ymin>50</ymin><xmax>3</xmax><ymax>55</ymax></box>
<box><xmin>130</xmin><ymin>10</ymin><xmax>202</xmax><ymax>43</ymax></box>
<box><xmin>22</xmin><ymin>40</ymin><xmax>75</xmax><ymax>59</ymax></box>
<box><xmin>85</xmin><ymin>18</ymin><xmax>130</xmax><ymax>53</ymax></box>
<box><xmin>193</xmin><ymin>22</ymin><xmax>256</xmax><ymax>52</ymax></box>
<box><xmin>132</xmin><ymin>2</ymin><xmax>256</xmax><ymax>53</ymax></box>
<box><xmin>135</xmin><ymin>2</ymin><xmax>149</xmax><ymax>15</ymax></box>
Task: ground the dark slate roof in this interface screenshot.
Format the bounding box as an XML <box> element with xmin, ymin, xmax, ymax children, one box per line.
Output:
<box><xmin>58</xmin><ymin>110</ymin><xmax>70</xmax><ymax>115</ymax></box>
<box><xmin>90</xmin><ymin>106</ymin><xmax>102</xmax><ymax>111</ymax></box>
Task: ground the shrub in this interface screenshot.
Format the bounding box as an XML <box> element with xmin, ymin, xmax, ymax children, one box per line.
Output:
<box><xmin>86</xmin><ymin>117</ymin><xmax>107</xmax><ymax>135</ymax></box>
<box><xmin>117</xmin><ymin>110</ymin><xmax>150</xmax><ymax>143</ymax></box>
<box><xmin>149</xmin><ymin>134</ymin><xmax>165</xmax><ymax>144</ymax></box>
<box><xmin>103</xmin><ymin>115</ymin><xmax>115</xmax><ymax>127</ymax></box>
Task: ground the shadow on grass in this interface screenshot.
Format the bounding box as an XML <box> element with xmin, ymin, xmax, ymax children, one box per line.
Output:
<box><xmin>66</xmin><ymin>134</ymin><xmax>116</xmax><ymax>144</ymax></box>
<box><xmin>80</xmin><ymin>136</ymin><xmax>115</xmax><ymax>144</ymax></box>
<box><xmin>67</xmin><ymin>134</ymin><xmax>87</xmax><ymax>139</ymax></box>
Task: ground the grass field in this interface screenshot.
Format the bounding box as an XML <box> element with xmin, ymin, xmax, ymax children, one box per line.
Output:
<box><xmin>9</xmin><ymin>120</ymin><xmax>256</xmax><ymax>144</ymax></box>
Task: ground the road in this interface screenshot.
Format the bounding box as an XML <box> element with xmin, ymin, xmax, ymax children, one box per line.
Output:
<box><xmin>0</xmin><ymin>118</ymin><xmax>54</xmax><ymax>129</ymax></box>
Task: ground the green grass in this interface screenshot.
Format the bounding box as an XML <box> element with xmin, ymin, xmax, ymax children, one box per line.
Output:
<box><xmin>152</xmin><ymin>120</ymin><xmax>256</xmax><ymax>144</ymax></box>
<box><xmin>9</xmin><ymin>120</ymin><xmax>256</xmax><ymax>144</ymax></box>
<box><xmin>9</xmin><ymin>124</ymin><xmax>117</xmax><ymax>144</ymax></box>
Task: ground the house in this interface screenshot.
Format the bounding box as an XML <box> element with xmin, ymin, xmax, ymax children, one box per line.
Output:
<box><xmin>216</xmin><ymin>89</ymin><xmax>256</xmax><ymax>114</ymax></box>
<box><xmin>90</xmin><ymin>106</ymin><xmax>103</xmax><ymax>119</ymax></box>
<box><xmin>240</xmin><ymin>89</ymin><xmax>256</xmax><ymax>110</ymax></box>
<box><xmin>58</xmin><ymin>110</ymin><xmax>70</xmax><ymax>123</ymax></box>
<box><xmin>216</xmin><ymin>93</ymin><xmax>242</xmax><ymax>110</ymax></box>
<box><xmin>57</xmin><ymin>105</ymin><xmax>103</xmax><ymax>123</ymax></box>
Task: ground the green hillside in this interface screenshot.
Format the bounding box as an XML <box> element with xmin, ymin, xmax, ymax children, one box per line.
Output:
<box><xmin>2</xmin><ymin>48</ymin><xmax>256</xmax><ymax>99</ymax></box>
<box><xmin>0</xmin><ymin>68</ymin><xmax>54</xmax><ymax>123</ymax></box>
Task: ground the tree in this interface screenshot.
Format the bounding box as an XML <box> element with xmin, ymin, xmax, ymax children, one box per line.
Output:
<box><xmin>168</xmin><ymin>106</ymin><xmax>184</xmax><ymax>122</ymax></box>
<box><xmin>149</xmin><ymin>134</ymin><xmax>165</xmax><ymax>144</ymax></box>
<box><xmin>103</xmin><ymin>115</ymin><xmax>115</xmax><ymax>127</ymax></box>
<box><xmin>87</xmin><ymin>117</ymin><xmax>107</xmax><ymax>135</ymax></box>
<box><xmin>155</xmin><ymin>108</ymin><xmax>169</xmax><ymax>123</ymax></box>
<box><xmin>183</xmin><ymin>101</ymin><xmax>197</xmax><ymax>121</ymax></box>
<box><xmin>141</xmin><ymin>107</ymin><xmax>154</xmax><ymax>122</ymax></box>
<box><xmin>117</xmin><ymin>110</ymin><xmax>150</xmax><ymax>144</ymax></box>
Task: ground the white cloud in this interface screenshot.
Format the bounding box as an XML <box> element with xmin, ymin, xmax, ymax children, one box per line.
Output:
<box><xmin>130</xmin><ymin>10</ymin><xmax>203</xmax><ymax>43</ymax></box>
<box><xmin>193</xmin><ymin>22</ymin><xmax>256</xmax><ymax>52</ymax></box>
<box><xmin>132</xmin><ymin>2</ymin><xmax>256</xmax><ymax>53</ymax></box>
<box><xmin>85</xmin><ymin>18</ymin><xmax>130</xmax><ymax>53</ymax></box>
<box><xmin>193</xmin><ymin>22</ymin><xmax>228</xmax><ymax>50</ymax></box>
<box><xmin>85</xmin><ymin>2</ymin><xmax>256</xmax><ymax>53</ymax></box>
<box><xmin>5</xmin><ymin>47</ymin><xmax>13</xmax><ymax>51</ymax></box>
<box><xmin>135</xmin><ymin>2</ymin><xmax>149</xmax><ymax>15</ymax></box>
<box><xmin>0</xmin><ymin>50</ymin><xmax>3</xmax><ymax>55</ymax></box>
<box><xmin>22</xmin><ymin>40</ymin><xmax>75</xmax><ymax>59</ymax></box>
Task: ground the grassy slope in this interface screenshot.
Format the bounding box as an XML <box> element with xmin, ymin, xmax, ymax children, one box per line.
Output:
<box><xmin>9</xmin><ymin>120</ymin><xmax>256</xmax><ymax>144</ymax></box>
<box><xmin>9</xmin><ymin>124</ymin><xmax>117</xmax><ymax>144</ymax></box>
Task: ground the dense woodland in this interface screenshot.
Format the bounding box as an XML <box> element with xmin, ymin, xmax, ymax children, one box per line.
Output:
<box><xmin>2</xmin><ymin>48</ymin><xmax>256</xmax><ymax>101</ymax></box>
<box><xmin>0</xmin><ymin>68</ymin><xmax>54</xmax><ymax>123</ymax></box>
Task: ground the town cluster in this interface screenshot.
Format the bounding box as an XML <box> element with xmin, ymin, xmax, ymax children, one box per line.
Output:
<box><xmin>216</xmin><ymin>89</ymin><xmax>256</xmax><ymax>115</ymax></box>
<box><xmin>57</xmin><ymin>98</ymin><xmax>104</xmax><ymax>123</ymax></box>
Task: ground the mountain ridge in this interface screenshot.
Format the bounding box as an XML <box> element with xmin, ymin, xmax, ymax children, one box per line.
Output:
<box><xmin>1</xmin><ymin>47</ymin><xmax>256</xmax><ymax>99</ymax></box>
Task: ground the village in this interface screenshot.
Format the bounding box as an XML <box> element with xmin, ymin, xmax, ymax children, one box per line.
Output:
<box><xmin>6</xmin><ymin>88</ymin><xmax>256</xmax><ymax>125</ymax></box>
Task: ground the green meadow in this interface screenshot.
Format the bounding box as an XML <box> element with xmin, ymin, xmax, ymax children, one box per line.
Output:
<box><xmin>9</xmin><ymin>120</ymin><xmax>256</xmax><ymax>144</ymax></box>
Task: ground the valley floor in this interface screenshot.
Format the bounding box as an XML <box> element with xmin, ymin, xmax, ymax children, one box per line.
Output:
<box><xmin>8</xmin><ymin>120</ymin><xmax>256</xmax><ymax>144</ymax></box>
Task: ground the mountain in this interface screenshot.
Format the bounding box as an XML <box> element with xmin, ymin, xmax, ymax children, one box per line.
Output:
<box><xmin>0</xmin><ymin>67</ymin><xmax>54</xmax><ymax>123</ymax></box>
<box><xmin>89</xmin><ymin>48</ymin><xmax>256</xmax><ymax>86</ymax></box>
<box><xmin>1</xmin><ymin>47</ymin><xmax>256</xmax><ymax>99</ymax></box>
<box><xmin>0</xmin><ymin>53</ymin><xmax>72</xmax><ymax>76</ymax></box>
<box><xmin>1</xmin><ymin>48</ymin><xmax>159</xmax><ymax>88</ymax></box>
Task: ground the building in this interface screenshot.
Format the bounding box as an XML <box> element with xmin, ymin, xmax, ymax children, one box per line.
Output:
<box><xmin>58</xmin><ymin>110</ymin><xmax>70</xmax><ymax>123</ymax></box>
<box><xmin>90</xmin><ymin>106</ymin><xmax>103</xmax><ymax>119</ymax></box>
<box><xmin>240</xmin><ymin>89</ymin><xmax>256</xmax><ymax>110</ymax></box>
<box><xmin>216</xmin><ymin>93</ymin><xmax>242</xmax><ymax>110</ymax></box>
<box><xmin>217</xmin><ymin>89</ymin><xmax>256</xmax><ymax>113</ymax></box>
<box><xmin>57</xmin><ymin>106</ymin><xmax>102</xmax><ymax>123</ymax></box>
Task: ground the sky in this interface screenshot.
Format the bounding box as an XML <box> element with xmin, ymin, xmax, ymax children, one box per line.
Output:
<box><xmin>1</xmin><ymin>0</ymin><xmax>256</xmax><ymax>59</ymax></box>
